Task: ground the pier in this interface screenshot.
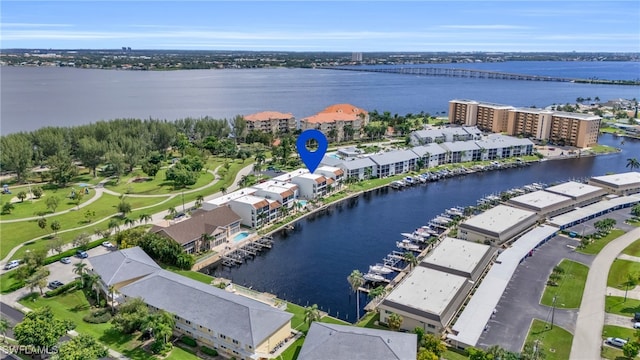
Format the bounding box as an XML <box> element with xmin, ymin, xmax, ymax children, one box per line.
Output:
<box><xmin>220</xmin><ymin>236</ymin><xmax>275</xmax><ymax>268</ymax></box>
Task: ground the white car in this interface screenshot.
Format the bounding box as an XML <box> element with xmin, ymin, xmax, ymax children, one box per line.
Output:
<box><xmin>3</xmin><ymin>260</ymin><xmax>20</xmax><ymax>270</ymax></box>
<box><xmin>633</xmin><ymin>322</ymin><xmax>640</xmax><ymax>329</ymax></box>
<box><xmin>606</xmin><ymin>337</ymin><xmax>628</xmax><ymax>348</ymax></box>
<box><xmin>102</xmin><ymin>241</ymin><xmax>115</xmax><ymax>249</ymax></box>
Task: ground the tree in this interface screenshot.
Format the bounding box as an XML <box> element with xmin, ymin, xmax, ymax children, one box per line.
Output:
<box><xmin>49</xmin><ymin>236</ymin><xmax>65</xmax><ymax>255</ymax></box>
<box><xmin>387</xmin><ymin>312</ymin><xmax>403</xmax><ymax>331</ymax></box>
<box><xmin>139</xmin><ymin>213</ymin><xmax>152</xmax><ymax>224</ymax></box>
<box><xmin>77</xmin><ymin>137</ymin><xmax>106</xmax><ymax>177</ymax></box>
<box><xmin>141</xmin><ymin>159</ymin><xmax>162</xmax><ymax>178</ymax></box>
<box><xmin>17</xmin><ymin>191</ymin><xmax>27</xmax><ymax>202</ymax></box>
<box><xmin>145</xmin><ymin>310</ymin><xmax>175</xmax><ymax>345</ymax></box>
<box><xmin>84</xmin><ymin>209</ymin><xmax>96</xmax><ymax>223</ymax></box>
<box><xmin>232</xmin><ymin>115</ymin><xmax>247</xmax><ymax>143</ymax></box>
<box><xmin>623</xmin><ymin>342</ymin><xmax>640</xmax><ymax>359</ymax></box>
<box><xmin>56</xmin><ymin>333</ymin><xmax>108</xmax><ymax>360</ymax></box>
<box><xmin>627</xmin><ymin>158</ymin><xmax>640</xmax><ymax>171</ymax></box>
<box><xmin>1</xmin><ymin>202</ymin><xmax>14</xmax><ymax>215</ymax></box>
<box><xmin>37</xmin><ymin>217</ymin><xmax>47</xmax><ymax>231</ymax></box>
<box><xmin>73</xmin><ymin>232</ymin><xmax>91</xmax><ymax>250</ymax></box>
<box><xmin>367</xmin><ymin>285</ymin><xmax>387</xmax><ymax>301</ymax></box>
<box><xmin>421</xmin><ymin>334</ymin><xmax>446</xmax><ymax>357</ymax></box>
<box><xmin>0</xmin><ymin>133</ymin><xmax>33</xmax><ymax>183</ymax></box>
<box><xmin>117</xmin><ymin>199</ymin><xmax>132</xmax><ymax>218</ymax></box>
<box><xmin>623</xmin><ymin>272</ymin><xmax>639</xmax><ymax>302</ymax></box>
<box><xmin>73</xmin><ymin>262</ymin><xmax>87</xmax><ymax>287</ymax></box>
<box><xmin>404</xmin><ymin>251</ymin><xmax>418</xmax><ymax>270</ymax></box>
<box><xmin>632</xmin><ymin>204</ymin><xmax>640</xmax><ymax>218</ymax></box>
<box><xmin>48</xmin><ymin>149</ymin><xmax>77</xmax><ymax>187</ymax></box>
<box><xmin>23</xmin><ymin>248</ymin><xmax>47</xmax><ymax>269</ymax></box>
<box><xmin>304</xmin><ymin>304</ymin><xmax>321</xmax><ymax>326</ymax></box>
<box><xmin>46</xmin><ymin>196</ymin><xmax>60</xmax><ymax>213</ymax></box>
<box><xmin>87</xmin><ymin>273</ymin><xmax>102</xmax><ymax>304</ymax></box>
<box><xmin>466</xmin><ymin>347</ymin><xmax>490</xmax><ymax>360</ymax></box>
<box><xmin>112</xmin><ymin>297</ymin><xmax>149</xmax><ymax>334</ymax></box>
<box><xmin>32</xmin><ymin>186</ymin><xmax>43</xmax><ymax>199</ymax></box>
<box><xmin>347</xmin><ymin>270</ymin><xmax>365</xmax><ymax>321</ymax></box>
<box><xmin>165</xmin><ymin>162</ymin><xmax>199</xmax><ymax>189</ymax></box>
<box><xmin>25</xmin><ymin>267</ymin><xmax>48</xmax><ymax>295</ymax></box>
<box><xmin>50</xmin><ymin>220</ymin><xmax>61</xmax><ymax>237</ymax></box>
<box><xmin>14</xmin><ymin>307</ymin><xmax>74</xmax><ymax>349</ymax></box>
<box><xmin>0</xmin><ymin>316</ymin><xmax>11</xmax><ymax>343</ymax></box>
<box><xmin>521</xmin><ymin>341</ymin><xmax>545</xmax><ymax>360</ymax></box>
<box><xmin>108</xmin><ymin>218</ymin><xmax>121</xmax><ymax>235</ymax></box>
<box><xmin>108</xmin><ymin>285</ymin><xmax>117</xmax><ymax>314</ymax></box>
<box><xmin>195</xmin><ymin>194</ymin><xmax>204</xmax><ymax>208</ymax></box>
<box><xmin>417</xmin><ymin>348</ymin><xmax>438</xmax><ymax>360</ymax></box>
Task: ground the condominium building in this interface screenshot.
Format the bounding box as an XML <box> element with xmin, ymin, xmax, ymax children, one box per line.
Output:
<box><xmin>300</xmin><ymin>104</ymin><xmax>369</xmax><ymax>142</ymax></box>
<box><xmin>548</xmin><ymin>112</ymin><xmax>601</xmax><ymax>148</ymax></box>
<box><xmin>448</xmin><ymin>100</ymin><xmax>513</xmax><ymax>133</ymax></box>
<box><xmin>506</xmin><ymin>108</ymin><xmax>554</xmax><ymax>140</ymax></box>
<box><xmin>244</xmin><ymin>111</ymin><xmax>296</xmax><ymax>134</ymax></box>
<box><xmin>228</xmin><ymin>195</ymin><xmax>281</xmax><ymax>228</ymax></box>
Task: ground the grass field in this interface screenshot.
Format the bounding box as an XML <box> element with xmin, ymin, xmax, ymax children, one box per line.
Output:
<box><xmin>105</xmin><ymin>169</ymin><xmax>215</xmax><ymax>195</ymax></box>
<box><xmin>0</xmin><ymin>187</ymin><xmax>93</xmax><ymax>220</ymax></box>
<box><xmin>602</xmin><ymin>325</ymin><xmax>637</xmax><ymax>341</ymax></box>
<box><xmin>525</xmin><ymin>319</ymin><xmax>573</xmax><ymax>360</ymax></box>
<box><xmin>605</xmin><ymin>296</ymin><xmax>640</xmax><ymax>318</ymax></box>
<box><xmin>622</xmin><ymin>239</ymin><xmax>640</xmax><ymax>257</ymax></box>
<box><xmin>578</xmin><ymin>229</ymin><xmax>625</xmax><ymax>255</ymax></box>
<box><xmin>541</xmin><ymin>259</ymin><xmax>589</xmax><ymax>308</ymax></box>
<box><xmin>601</xmin><ymin>345</ymin><xmax>628</xmax><ymax>360</ymax></box>
<box><xmin>608</xmin><ymin>259</ymin><xmax>640</xmax><ymax>289</ymax></box>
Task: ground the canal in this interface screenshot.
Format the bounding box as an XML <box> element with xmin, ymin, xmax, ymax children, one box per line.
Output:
<box><xmin>203</xmin><ymin>134</ymin><xmax>640</xmax><ymax>322</ymax></box>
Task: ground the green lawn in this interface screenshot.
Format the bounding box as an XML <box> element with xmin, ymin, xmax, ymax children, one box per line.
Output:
<box><xmin>0</xmin><ymin>187</ymin><xmax>93</xmax><ymax>220</ymax></box>
<box><xmin>286</xmin><ymin>302</ymin><xmax>311</xmax><ymax>333</ymax></box>
<box><xmin>541</xmin><ymin>259</ymin><xmax>589</xmax><ymax>308</ymax></box>
<box><xmin>601</xmin><ymin>345</ymin><xmax>628</xmax><ymax>360</ymax></box>
<box><xmin>622</xmin><ymin>240</ymin><xmax>640</xmax><ymax>257</ymax></box>
<box><xmin>165</xmin><ymin>346</ymin><xmax>200</xmax><ymax>360</ymax></box>
<box><xmin>602</xmin><ymin>325</ymin><xmax>637</xmax><ymax>341</ymax></box>
<box><xmin>166</xmin><ymin>267</ymin><xmax>215</xmax><ymax>285</ymax></box>
<box><xmin>608</xmin><ymin>259</ymin><xmax>640</xmax><ymax>289</ymax></box>
<box><xmin>525</xmin><ymin>319</ymin><xmax>573</xmax><ymax>360</ymax></box>
<box><xmin>277</xmin><ymin>337</ymin><xmax>304</xmax><ymax>360</ymax></box>
<box><xmin>605</xmin><ymin>296</ymin><xmax>640</xmax><ymax>318</ymax></box>
<box><xmin>355</xmin><ymin>311</ymin><xmax>387</xmax><ymax>330</ymax></box>
<box><xmin>443</xmin><ymin>349</ymin><xmax>469</xmax><ymax>360</ymax></box>
<box><xmin>105</xmin><ymin>168</ymin><xmax>215</xmax><ymax>195</ymax></box>
<box><xmin>0</xmin><ymin>269</ymin><xmax>25</xmax><ymax>294</ymax></box>
<box><xmin>578</xmin><ymin>229</ymin><xmax>625</xmax><ymax>255</ymax></box>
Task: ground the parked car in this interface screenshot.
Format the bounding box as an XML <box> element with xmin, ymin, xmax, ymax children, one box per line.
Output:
<box><xmin>635</xmin><ymin>312</ymin><xmax>640</xmax><ymax>322</ymax></box>
<box><xmin>3</xmin><ymin>260</ymin><xmax>20</xmax><ymax>270</ymax></box>
<box><xmin>48</xmin><ymin>280</ymin><xmax>64</xmax><ymax>290</ymax></box>
<box><xmin>634</xmin><ymin>322</ymin><xmax>640</xmax><ymax>329</ymax></box>
<box><xmin>60</xmin><ymin>257</ymin><xmax>71</xmax><ymax>264</ymax></box>
<box><xmin>606</xmin><ymin>337</ymin><xmax>628</xmax><ymax>348</ymax></box>
<box><xmin>102</xmin><ymin>241</ymin><xmax>114</xmax><ymax>249</ymax></box>
<box><xmin>76</xmin><ymin>250</ymin><xmax>89</xmax><ymax>259</ymax></box>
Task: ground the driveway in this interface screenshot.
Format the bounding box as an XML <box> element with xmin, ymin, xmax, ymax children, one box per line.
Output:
<box><xmin>477</xmin><ymin>235</ymin><xmax>594</xmax><ymax>353</ymax></box>
<box><xmin>46</xmin><ymin>246</ymin><xmax>111</xmax><ymax>286</ymax></box>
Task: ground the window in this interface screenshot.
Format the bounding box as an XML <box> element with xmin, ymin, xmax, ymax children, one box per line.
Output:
<box><xmin>186</xmin><ymin>320</ymin><xmax>191</xmax><ymax>325</ymax></box>
<box><xmin>220</xmin><ymin>334</ymin><xmax>227</xmax><ymax>340</ymax></box>
<box><xmin>232</xmin><ymin>339</ymin><xmax>239</xmax><ymax>345</ymax></box>
<box><xmin>427</xmin><ymin>324</ymin><xmax>436</xmax><ymax>329</ymax></box>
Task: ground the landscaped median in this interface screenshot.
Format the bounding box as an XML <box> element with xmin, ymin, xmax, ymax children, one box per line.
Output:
<box><xmin>525</xmin><ymin>319</ymin><xmax>573</xmax><ymax>360</ymax></box>
<box><xmin>605</xmin><ymin>296</ymin><xmax>640</xmax><ymax>317</ymax></box>
<box><xmin>577</xmin><ymin>229</ymin><xmax>625</xmax><ymax>255</ymax></box>
<box><xmin>540</xmin><ymin>259</ymin><xmax>589</xmax><ymax>308</ymax></box>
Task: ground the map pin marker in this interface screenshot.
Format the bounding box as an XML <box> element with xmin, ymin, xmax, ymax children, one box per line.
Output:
<box><xmin>296</xmin><ymin>129</ymin><xmax>328</xmax><ymax>174</ymax></box>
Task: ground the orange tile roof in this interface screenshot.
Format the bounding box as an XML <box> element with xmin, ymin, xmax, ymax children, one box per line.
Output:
<box><xmin>320</xmin><ymin>104</ymin><xmax>368</xmax><ymax>116</ymax></box>
<box><xmin>302</xmin><ymin>112</ymin><xmax>360</xmax><ymax>124</ymax></box>
<box><xmin>244</xmin><ymin>111</ymin><xmax>294</xmax><ymax>122</ymax></box>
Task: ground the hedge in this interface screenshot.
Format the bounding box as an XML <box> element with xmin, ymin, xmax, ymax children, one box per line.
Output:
<box><xmin>45</xmin><ymin>279</ymin><xmax>81</xmax><ymax>297</ymax></box>
<box><xmin>201</xmin><ymin>346</ymin><xmax>218</xmax><ymax>357</ymax></box>
<box><xmin>180</xmin><ymin>336</ymin><xmax>197</xmax><ymax>347</ymax></box>
<box><xmin>45</xmin><ymin>238</ymin><xmax>106</xmax><ymax>265</ymax></box>
<box><xmin>83</xmin><ymin>308</ymin><xmax>112</xmax><ymax>324</ymax></box>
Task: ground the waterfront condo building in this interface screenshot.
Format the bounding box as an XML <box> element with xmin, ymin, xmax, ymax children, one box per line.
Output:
<box><xmin>299</xmin><ymin>104</ymin><xmax>369</xmax><ymax>142</ymax></box>
<box><xmin>548</xmin><ymin>112</ymin><xmax>601</xmax><ymax>148</ymax></box>
<box><xmin>244</xmin><ymin>111</ymin><xmax>296</xmax><ymax>134</ymax></box>
<box><xmin>228</xmin><ymin>195</ymin><xmax>281</xmax><ymax>228</ymax></box>
<box><xmin>506</xmin><ymin>108</ymin><xmax>554</xmax><ymax>141</ymax></box>
<box><xmin>448</xmin><ymin>100</ymin><xmax>513</xmax><ymax>133</ymax></box>
<box><xmin>251</xmin><ymin>181</ymin><xmax>299</xmax><ymax>210</ymax></box>
<box><xmin>290</xmin><ymin>173</ymin><xmax>328</xmax><ymax>199</ymax></box>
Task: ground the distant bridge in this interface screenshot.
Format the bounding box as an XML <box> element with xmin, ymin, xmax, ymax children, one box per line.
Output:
<box><xmin>319</xmin><ymin>66</ymin><xmax>640</xmax><ymax>85</ymax></box>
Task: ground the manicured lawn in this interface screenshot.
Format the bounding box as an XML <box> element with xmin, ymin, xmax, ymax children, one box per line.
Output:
<box><xmin>443</xmin><ymin>349</ymin><xmax>469</xmax><ymax>360</ymax></box>
<box><xmin>602</xmin><ymin>325</ymin><xmax>637</xmax><ymax>341</ymax></box>
<box><xmin>320</xmin><ymin>316</ymin><xmax>351</xmax><ymax>326</ymax></box>
<box><xmin>0</xmin><ymin>270</ymin><xmax>24</xmax><ymax>294</ymax></box>
<box><xmin>106</xmin><ymin>168</ymin><xmax>215</xmax><ymax>195</ymax></box>
<box><xmin>601</xmin><ymin>345</ymin><xmax>628</xmax><ymax>360</ymax></box>
<box><xmin>278</xmin><ymin>337</ymin><xmax>304</xmax><ymax>360</ymax></box>
<box><xmin>608</xmin><ymin>259</ymin><xmax>640</xmax><ymax>289</ymax></box>
<box><xmin>167</xmin><ymin>267</ymin><xmax>215</xmax><ymax>285</ymax></box>
<box><xmin>525</xmin><ymin>319</ymin><xmax>573</xmax><ymax>360</ymax></box>
<box><xmin>0</xmin><ymin>186</ymin><xmax>93</xmax><ymax>220</ymax></box>
<box><xmin>286</xmin><ymin>302</ymin><xmax>310</xmax><ymax>333</ymax></box>
<box><xmin>541</xmin><ymin>259</ymin><xmax>589</xmax><ymax>308</ymax></box>
<box><xmin>165</xmin><ymin>346</ymin><xmax>200</xmax><ymax>360</ymax></box>
<box><xmin>356</xmin><ymin>311</ymin><xmax>387</xmax><ymax>330</ymax></box>
<box><xmin>578</xmin><ymin>229</ymin><xmax>625</xmax><ymax>255</ymax></box>
<box><xmin>605</xmin><ymin>296</ymin><xmax>640</xmax><ymax>318</ymax></box>
<box><xmin>589</xmin><ymin>144</ymin><xmax>619</xmax><ymax>154</ymax></box>
<box><xmin>622</xmin><ymin>239</ymin><xmax>640</xmax><ymax>257</ymax></box>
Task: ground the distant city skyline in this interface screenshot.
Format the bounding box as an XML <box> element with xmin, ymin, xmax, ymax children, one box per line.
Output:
<box><xmin>1</xmin><ymin>1</ymin><xmax>639</xmax><ymax>52</ymax></box>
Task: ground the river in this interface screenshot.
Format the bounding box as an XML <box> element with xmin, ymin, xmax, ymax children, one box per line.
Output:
<box><xmin>206</xmin><ymin>134</ymin><xmax>640</xmax><ymax>322</ymax></box>
<box><xmin>1</xmin><ymin>61</ymin><xmax>638</xmax><ymax>134</ymax></box>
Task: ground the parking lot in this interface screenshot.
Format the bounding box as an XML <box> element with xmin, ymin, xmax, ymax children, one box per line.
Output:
<box><xmin>45</xmin><ymin>245</ymin><xmax>112</xmax><ymax>288</ymax></box>
<box><xmin>565</xmin><ymin>209</ymin><xmax>637</xmax><ymax>236</ymax></box>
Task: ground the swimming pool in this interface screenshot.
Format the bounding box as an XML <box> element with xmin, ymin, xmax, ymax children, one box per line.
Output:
<box><xmin>233</xmin><ymin>231</ymin><xmax>251</xmax><ymax>243</ymax></box>
<box><xmin>297</xmin><ymin>200</ymin><xmax>308</xmax><ymax>207</ymax></box>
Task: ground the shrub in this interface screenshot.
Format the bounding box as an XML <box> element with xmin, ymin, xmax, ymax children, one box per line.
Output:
<box><xmin>44</xmin><ymin>238</ymin><xmax>105</xmax><ymax>265</ymax></box>
<box><xmin>150</xmin><ymin>341</ymin><xmax>172</xmax><ymax>355</ymax></box>
<box><xmin>201</xmin><ymin>346</ymin><xmax>218</xmax><ymax>357</ymax></box>
<box><xmin>45</xmin><ymin>279</ymin><xmax>80</xmax><ymax>297</ymax></box>
<box><xmin>99</xmin><ymin>299</ymin><xmax>107</xmax><ymax>308</ymax></box>
<box><xmin>180</xmin><ymin>336</ymin><xmax>197</xmax><ymax>347</ymax></box>
<box><xmin>83</xmin><ymin>308</ymin><xmax>112</xmax><ymax>324</ymax></box>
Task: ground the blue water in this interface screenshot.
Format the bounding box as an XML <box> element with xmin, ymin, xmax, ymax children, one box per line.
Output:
<box><xmin>2</xmin><ymin>61</ymin><xmax>639</xmax><ymax>134</ymax></box>
<box><xmin>207</xmin><ymin>134</ymin><xmax>640</xmax><ymax>322</ymax></box>
<box><xmin>233</xmin><ymin>231</ymin><xmax>250</xmax><ymax>243</ymax></box>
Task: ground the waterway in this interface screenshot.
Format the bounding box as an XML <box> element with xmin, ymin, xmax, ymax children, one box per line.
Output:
<box><xmin>2</xmin><ymin>61</ymin><xmax>638</xmax><ymax>134</ymax></box>
<box><xmin>205</xmin><ymin>134</ymin><xmax>640</xmax><ymax>322</ymax></box>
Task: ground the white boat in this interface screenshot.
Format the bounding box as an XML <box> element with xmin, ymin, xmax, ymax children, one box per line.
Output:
<box><xmin>445</xmin><ymin>208</ymin><xmax>464</xmax><ymax>217</ymax></box>
<box><xmin>390</xmin><ymin>181</ymin><xmax>405</xmax><ymax>189</ymax></box>
<box><xmin>401</xmin><ymin>232</ymin><xmax>426</xmax><ymax>242</ymax></box>
<box><xmin>396</xmin><ymin>240</ymin><xmax>420</xmax><ymax>251</ymax></box>
<box><xmin>363</xmin><ymin>273</ymin><xmax>385</xmax><ymax>282</ymax></box>
<box><xmin>369</xmin><ymin>264</ymin><xmax>394</xmax><ymax>275</ymax></box>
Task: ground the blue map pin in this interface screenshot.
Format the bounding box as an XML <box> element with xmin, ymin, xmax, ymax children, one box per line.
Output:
<box><xmin>296</xmin><ymin>129</ymin><xmax>328</xmax><ymax>173</ymax></box>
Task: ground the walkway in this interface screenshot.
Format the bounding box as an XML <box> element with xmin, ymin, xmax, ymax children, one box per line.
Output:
<box><xmin>569</xmin><ymin>227</ymin><xmax>640</xmax><ymax>360</ymax></box>
<box><xmin>0</xmin><ymin>164</ymin><xmax>252</xmax><ymax>267</ymax></box>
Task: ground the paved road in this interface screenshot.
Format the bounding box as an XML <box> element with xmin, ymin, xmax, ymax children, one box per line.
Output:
<box><xmin>478</xmin><ymin>235</ymin><xmax>594</xmax><ymax>352</ymax></box>
<box><xmin>570</xmin><ymin>227</ymin><xmax>640</xmax><ymax>360</ymax></box>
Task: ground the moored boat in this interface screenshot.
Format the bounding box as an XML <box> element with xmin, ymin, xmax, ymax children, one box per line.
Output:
<box><xmin>363</xmin><ymin>272</ymin><xmax>386</xmax><ymax>282</ymax></box>
<box><xmin>369</xmin><ymin>263</ymin><xmax>394</xmax><ymax>275</ymax></box>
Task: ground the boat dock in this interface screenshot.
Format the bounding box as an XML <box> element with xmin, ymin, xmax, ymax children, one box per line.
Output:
<box><xmin>221</xmin><ymin>236</ymin><xmax>274</xmax><ymax>268</ymax></box>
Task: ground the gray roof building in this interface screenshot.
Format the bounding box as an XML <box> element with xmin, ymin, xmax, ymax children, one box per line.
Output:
<box><xmin>370</xmin><ymin>150</ymin><xmax>418</xmax><ymax>166</ymax></box>
<box><xmin>411</xmin><ymin>143</ymin><xmax>447</xmax><ymax>157</ymax></box>
<box><xmin>119</xmin><ymin>269</ymin><xmax>293</xmax><ymax>349</ymax></box>
<box><xmin>88</xmin><ymin>247</ymin><xmax>161</xmax><ymax>287</ymax></box>
<box><xmin>339</xmin><ymin>157</ymin><xmax>377</xmax><ymax>170</ymax></box>
<box><xmin>321</xmin><ymin>155</ymin><xmax>345</xmax><ymax>167</ymax></box>
<box><xmin>440</xmin><ymin>141</ymin><xmax>481</xmax><ymax>153</ymax></box>
<box><xmin>298</xmin><ymin>322</ymin><xmax>417</xmax><ymax>360</ymax></box>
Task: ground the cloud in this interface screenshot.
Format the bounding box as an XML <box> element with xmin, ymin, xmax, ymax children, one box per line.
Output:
<box><xmin>440</xmin><ymin>25</ymin><xmax>532</xmax><ymax>30</ymax></box>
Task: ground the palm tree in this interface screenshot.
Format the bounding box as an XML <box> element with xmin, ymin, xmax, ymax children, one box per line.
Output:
<box><xmin>0</xmin><ymin>317</ymin><xmax>10</xmax><ymax>343</ymax></box>
<box><xmin>304</xmin><ymin>304</ymin><xmax>321</xmax><ymax>326</ymax></box>
<box><xmin>167</xmin><ymin>207</ymin><xmax>177</xmax><ymax>218</ymax></box>
<box><xmin>627</xmin><ymin>158</ymin><xmax>640</xmax><ymax>171</ymax></box>
<box><xmin>623</xmin><ymin>272</ymin><xmax>639</xmax><ymax>302</ymax></box>
<box><xmin>73</xmin><ymin>261</ymin><xmax>87</xmax><ymax>287</ymax></box>
<box><xmin>347</xmin><ymin>270</ymin><xmax>365</xmax><ymax>321</ymax></box>
<box><xmin>108</xmin><ymin>285</ymin><xmax>117</xmax><ymax>314</ymax></box>
<box><xmin>220</xmin><ymin>186</ymin><xmax>227</xmax><ymax>195</ymax></box>
<box><xmin>387</xmin><ymin>312</ymin><xmax>403</xmax><ymax>331</ymax></box>
<box><xmin>146</xmin><ymin>311</ymin><xmax>175</xmax><ymax>344</ymax></box>
<box><xmin>195</xmin><ymin>194</ymin><xmax>204</xmax><ymax>208</ymax></box>
<box><xmin>108</xmin><ymin>218</ymin><xmax>121</xmax><ymax>235</ymax></box>
<box><xmin>404</xmin><ymin>252</ymin><xmax>418</xmax><ymax>271</ymax></box>
<box><xmin>367</xmin><ymin>285</ymin><xmax>387</xmax><ymax>302</ymax></box>
<box><xmin>123</xmin><ymin>217</ymin><xmax>136</xmax><ymax>229</ymax></box>
<box><xmin>87</xmin><ymin>274</ymin><xmax>102</xmax><ymax>304</ymax></box>
<box><xmin>139</xmin><ymin>213</ymin><xmax>152</xmax><ymax>224</ymax></box>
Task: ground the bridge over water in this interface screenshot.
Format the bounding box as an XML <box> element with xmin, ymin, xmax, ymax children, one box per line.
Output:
<box><xmin>320</xmin><ymin>66</ymin><xmax>640</xmax><ymax>85</ymax></box>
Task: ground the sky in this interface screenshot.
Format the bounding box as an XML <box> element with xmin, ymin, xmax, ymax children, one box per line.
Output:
<box><xmin>1</xmin><ymin>1</ymin><xmax>639</xmax><ymax>52</ymax></box>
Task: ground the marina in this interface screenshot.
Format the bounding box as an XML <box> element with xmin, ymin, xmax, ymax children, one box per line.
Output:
<box><xmin>220</xmin><ymin>236</ymin><xmax>274</xmax><ymax>268</ymax></box>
